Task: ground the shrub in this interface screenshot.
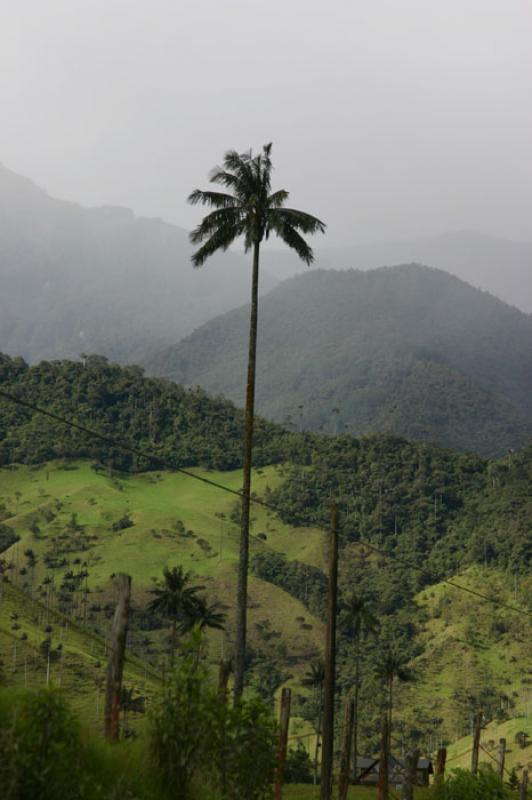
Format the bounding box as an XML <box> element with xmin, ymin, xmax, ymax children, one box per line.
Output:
<box><xmin>213</xmin><ymin>696</ymin><xmax>276</xmax><ymax>800</ymax></box>
<box><xmin>432</xmin><ymin>766</ymin><xmax>513</xmax><ymax>799</ymax></box>
<box><xmin>148</xmin><ymin>634</ymin><xmax>276</xmax><ymax>800</ymax></box>
<box><xmin>284</xmin><ymin>741</ymin><xmax>313</xmax><ymax>783</ymax></box>
<box><xmin>0</xmin><ymin>688</ymin><xmax>84</xmax><ymax>800</ymax></box>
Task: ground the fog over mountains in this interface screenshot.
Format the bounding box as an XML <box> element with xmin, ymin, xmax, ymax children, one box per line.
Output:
<box><xmin>2</xmin><ymin>162</ymin><xmax>532</xmax><ymax>366</ymax></box>
<box><xmin>0</xmin><ymin>162</ymin><xmax>277</xmax><ymax>364</ymax></box>
<box><xmin>264</xmin><ymin>231</ymin><xmax>532</xmax><ymax>315</ymax></box>
<box><xmin>2</xmin><ymin>162</ymin><xmax>532</xmax><ymax>456</ymax></box>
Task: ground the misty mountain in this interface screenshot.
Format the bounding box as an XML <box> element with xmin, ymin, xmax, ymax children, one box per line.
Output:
<box><xmin>148</xmin><ymin>265</ymin><xmax>532</xmax><ymax>456</ymax></box>
<box><xmin>0</xmin><ymin>163</ymin><xmax>277</xmax><ymax>364</ymax></box>
<box><xmin>264</xmin><ymin>230</ymin><xmax>532</xmax><ymax>314</ymax></box>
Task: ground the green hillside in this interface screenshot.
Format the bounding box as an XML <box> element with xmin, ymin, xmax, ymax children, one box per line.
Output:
<box><xmin>1</xmin><ymin>457</ymin><xmax>532</xmax><ymax>766</ymax></box>
<box><xmin>1</xmin><ymin>355</ymin><xmax>532</xmax><ymax>776</ymax></box>
<box><xmin>0</xmin><ymin>580</ymin><xmax>160</xmax><ymax>730</ymax></box>
<box><xmin>0</xmin><ymin>461</ymin><xmax>326</xmax><ymax>698</ymax></box>
<box><xmin>149</xmin><ymin>265</ymin><xmax>532</xmax><ymax>456</ymax></box>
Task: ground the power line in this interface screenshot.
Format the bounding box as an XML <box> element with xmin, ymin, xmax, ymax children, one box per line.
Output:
<box><xmin>1</xmin><ymin>388</ymin><xmax>532</xmax><ymax>622</ymax></box>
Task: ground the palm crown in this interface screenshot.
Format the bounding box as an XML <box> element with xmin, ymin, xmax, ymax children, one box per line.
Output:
<box><xmin>148</xmin><ymin>566</ymin><xmax>202</xmax><ymax>620</ymax></box>
<box><xmin>188</xmin><ymin>143</ymin><xmax>325</xmax><ymax>266</ymax></box>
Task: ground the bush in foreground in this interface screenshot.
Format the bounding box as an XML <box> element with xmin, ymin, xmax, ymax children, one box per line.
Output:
<box><xmin>432</xmin><ymin>767</ymin><xmax>513</xmax><ymax>799</ymax></box>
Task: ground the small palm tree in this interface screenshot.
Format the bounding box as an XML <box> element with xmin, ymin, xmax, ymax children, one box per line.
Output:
<box><xmin>179</xmin><ymin>595</ymin><xmax>226</xmax><ymax>635</ymax></box>
<box><xmin>148</xmin><ymin>566</ymin><xmax>203</xmax><ymax>665</ymax></box>
<box><xmin>375</xmin><ymin>646</ymin><xmax>414</xmax><ymax>742</ymax></box>
<box><xmin>302</xmin><ymin>659</ymin><xmax>325</xmax><ymax>785</ymax></box>
<box><xmin>189</xmin><ymin>144</ymin><xmax>325</xmax><ymax>699</ymax></box>
<box><xmin>340</xmin><ymin>593</ymin><xmax>378</xmax><ymax>782</ymax></box>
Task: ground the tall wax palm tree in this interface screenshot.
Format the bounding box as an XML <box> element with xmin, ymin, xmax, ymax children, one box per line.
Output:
<box><xmin>148</xmin><ymin>566</ymin><xmax>203</xmax><ymax>666</ymax></box>
<box><xmin>340</xmin><ymin>593</ymin><xmax>378</xmax><ymax>783</ymax></box>
<box><xmin>301</xmin><ymin>659</ymin><xmax>325</xmax><ymax>785</ymax></box>
<box><xmin>189</xmin><ymin>143</ymin><xmax>325</xmax><ymax>699</ymax></box>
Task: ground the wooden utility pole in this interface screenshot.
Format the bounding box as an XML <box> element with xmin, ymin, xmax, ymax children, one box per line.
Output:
<box><xmin>218</xmin><ymin>657</ymin><xmax>232</xmax><ymax>699</ymax></box>
<box><xmin>320</xmin><ymin>504</ymin><xmax>339</xmax><ymax>800</ymax></box>
<box><xmin>274</xmin><ymin>687</ymin><xmax>292</xmax><ymax>800</ymax></box>
<box><xmin>104</xmin><ymin>573</ymin><xmax>131</xmax><ymax>741</ymax></box>
<box><xmin>401</xmin><ymin>748</ymin><xmax>420</xmax><ymax>800</ymax></box>
<box><xmin>435</xmin><ymin>747</ymin><xmax>447</xmax><ymax>785</ymax></box>
<box><xmin>471</xmin><ymin>711</ymin><xmax>482</xmax><ymax>775</ymax></box>
<box><xmin>377</xmin><ymin>715</ymin><xmax>390</xmax><ymax>800</ymax></box>
<box><xmin>497</xmin><ymin>738</ymin><xmax>506</xmax><ymax>781</ymax></box>
<box><xmin>520</xmin><ymin>769</ymin><xmax>529</xmax><ymax>800</ymax></box>
<box><xmin>338</xmin><ymin>699</ymin><xmax>355</xmax><ymax>800</ymax></box>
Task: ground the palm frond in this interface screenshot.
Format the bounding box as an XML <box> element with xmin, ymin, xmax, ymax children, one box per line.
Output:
<box><xmin>271</xmin><ymin>207</ymin><xmax>326</xmax><ymax>235</ymax></box>
<box><xmin>191</xmin><ymin>222</ymin><xmax>243</xmax><ymax>267</ymax></box>
<box><xmin>267</xmin><ymin>215</ymin><xmax>315</xmax><ymax>264</ymax></box>
<box><xmin>190</xmin><ymin>207</ymin><xmax>244</xmax><ymax>244</ymax></box>
<box><xmin>222</xmin><ymin>150</ymin><xmax>257</xmax><ymax>199</ymax></box>
<box><xmin>187</xmin><ymin>189</ymin><xmax>239</xmax><ymax>208</ymax></box>
<box><xmin>267</xmin><ymin>189</ymin><xmax>289</xmax><ymax>208</ymax></box>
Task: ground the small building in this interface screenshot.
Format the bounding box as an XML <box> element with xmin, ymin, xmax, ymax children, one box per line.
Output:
<box><xmin>356</xmin><ymin>754</ymin><xmax>433</xmax><ymax>787</ymax></box>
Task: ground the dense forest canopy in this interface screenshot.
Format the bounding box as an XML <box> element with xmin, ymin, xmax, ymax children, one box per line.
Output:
<box><xmin>0</xmin><ymin>353</ymin><xmax>286</xmax><ymax>470</ymax></box>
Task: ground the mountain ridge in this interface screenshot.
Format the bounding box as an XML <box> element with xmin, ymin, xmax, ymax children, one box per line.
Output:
<box><xmin>0</xmin><ymin>162</ymin><xmax>278</xmax><ymax>364</ymax></box>
<box><xmin>148</xmin><ymin>264</ymin><xmax>532</xmax><ymax>456</ymax></box>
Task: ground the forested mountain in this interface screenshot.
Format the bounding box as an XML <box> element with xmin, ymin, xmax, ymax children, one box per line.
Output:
<box><xmin>2</xmin><ymin>352</ymin><xmax>531</xmax><ymax>577</ymax></box>
<box><xmin>0</xmin><ymin>353</ymin><xmax>286</xmax><ymax>470</ymax></box>
<box><xmin>149</xmin><ymin>264</ymin><xmax>532</xmax><ymax>456</ymax></box>
<box><xmin>265</xmin><ymin>230</ymin><xmax>532</xmax><ymax>314</ymax></box>
<box><xmin>0</xmin><ymin>163</ymin><xmax>277</xmax><ymax>364</ymax></box>
<box><xmin>2</xmin><ymin>353</ymin><xmax>532</xmax><ymax>754</ymax></box>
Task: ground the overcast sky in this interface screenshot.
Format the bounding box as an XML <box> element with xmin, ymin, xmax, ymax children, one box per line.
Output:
<box><xmin>1</xmin><ymin>0</ymin><xmax>531</xmax><ymax>244</ymax></box>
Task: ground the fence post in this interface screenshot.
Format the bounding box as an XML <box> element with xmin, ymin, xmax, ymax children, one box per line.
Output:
<box><xmin>402</xmin><ymin>748</ymin><xmax>420</xmax><ymax>800</ymax></box>
<box><xmin>104</xmin><ymin>573</ymin><xmax>131</xmax><ymax>741</ymax></box>
<box><xmin>320</xmin><ymin>504</ymin><xmax>339</xmax><ymax>800</ymax></box>
<box><xmin>218</xmin><ymin>657</ymin><xmax>232</xmax><ymax>699</ymax></box>
<box><xmin>377</xmin><ymin>714</ymin><xmax>390</xmax><ymax>800</ymax></box>
<box><xmin>338</xmin><ymin>699</ymin><xmax>355</xmax><ymax>800</ymax></box>
<box><xmin>520</xmin><ymin>769</ymin><xmax>529</xmax><ymax>800</ymax></box>
<box><xmin>435</xmin><ymin>747</ymin><xmax>447</xmax><ymax>785</ymax></box>
<box><xmin>497</xmin><ymin>738</ymin><xmax>506</xmax><ymax>781</ymax></box>
<box><xmin>274</xmin><ymin>687</ymin><xmax>292</xmax><ymax>800</ymax></box>
<box><xmin>471</xmin><ymin>711</ymin><xmax>482</xmax><ymax>775</ymax></box>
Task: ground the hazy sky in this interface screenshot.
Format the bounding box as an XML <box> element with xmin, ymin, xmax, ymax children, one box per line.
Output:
<box><xmin>1</xmin><ymin>0</ymin><xmax>531</xmax><ymax>244</ymax></box>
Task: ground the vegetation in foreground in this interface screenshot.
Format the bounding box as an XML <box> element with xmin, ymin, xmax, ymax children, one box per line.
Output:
<box><xmin>0</xmin><ymin>637</ymin><xmax>276</xmax><ymax>800</ymax></box>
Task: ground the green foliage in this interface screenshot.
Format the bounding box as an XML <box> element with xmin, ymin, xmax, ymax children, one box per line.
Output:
<box><xmin>212</xmin><ymin>696</ymin><xmax>277</xmax><ymax>800</ymax></box>
<box><xmin>251</xmin><ymin>550</ymin><xmax>326</xmax><ymax>615</ymax></box>
<box><xmin>284</xmin><ymin>742</ymin><xmax>314</xmax><ymax>784</ymax></box>
<box><xmin>0</xmin><ymin>521</ymin><xmax>19</xmax><ymax>553</ymax></box>
<box><xmin>148</xmin><ymin>636</ymin><xmax>276</xmax><ymax>800</ymax></box>
<box><xmin>148</xmin><ymin>645</ymin><xmax>218</xmax><ymax>798</ymax></box>
<box><xmin>0</xmin><ymin>688</ymin><xmax>109</xmax><ymax>800</ymax></box>
<box><xmin>432</xmin><ymin>767</ymin><xmax>513</xmax><ymax>799</ymax></box>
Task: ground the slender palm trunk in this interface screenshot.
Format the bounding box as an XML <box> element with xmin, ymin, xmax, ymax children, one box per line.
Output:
<box><xmin>313</xmin><ymin>685</ymin><xmax>323</xmax><ymax>785</ymax></box>
<box><xmin>388</xmin><ymin>678</ymin><xmax>393</xmax><ymax>736</ymax></box>
<box><xmin>170</xmin><ymin>619</ymin><xmax>176</xmax><ymax>668</ymax></box>
<box><xmin>234</xmin><ymin>240</ymin><xmax>260</xmax><ymax>702</ymax></box>
<box><xmin>353</xmin><ymin>654</ymin><xmax>360</xmax><ymax>782</ymax></box>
